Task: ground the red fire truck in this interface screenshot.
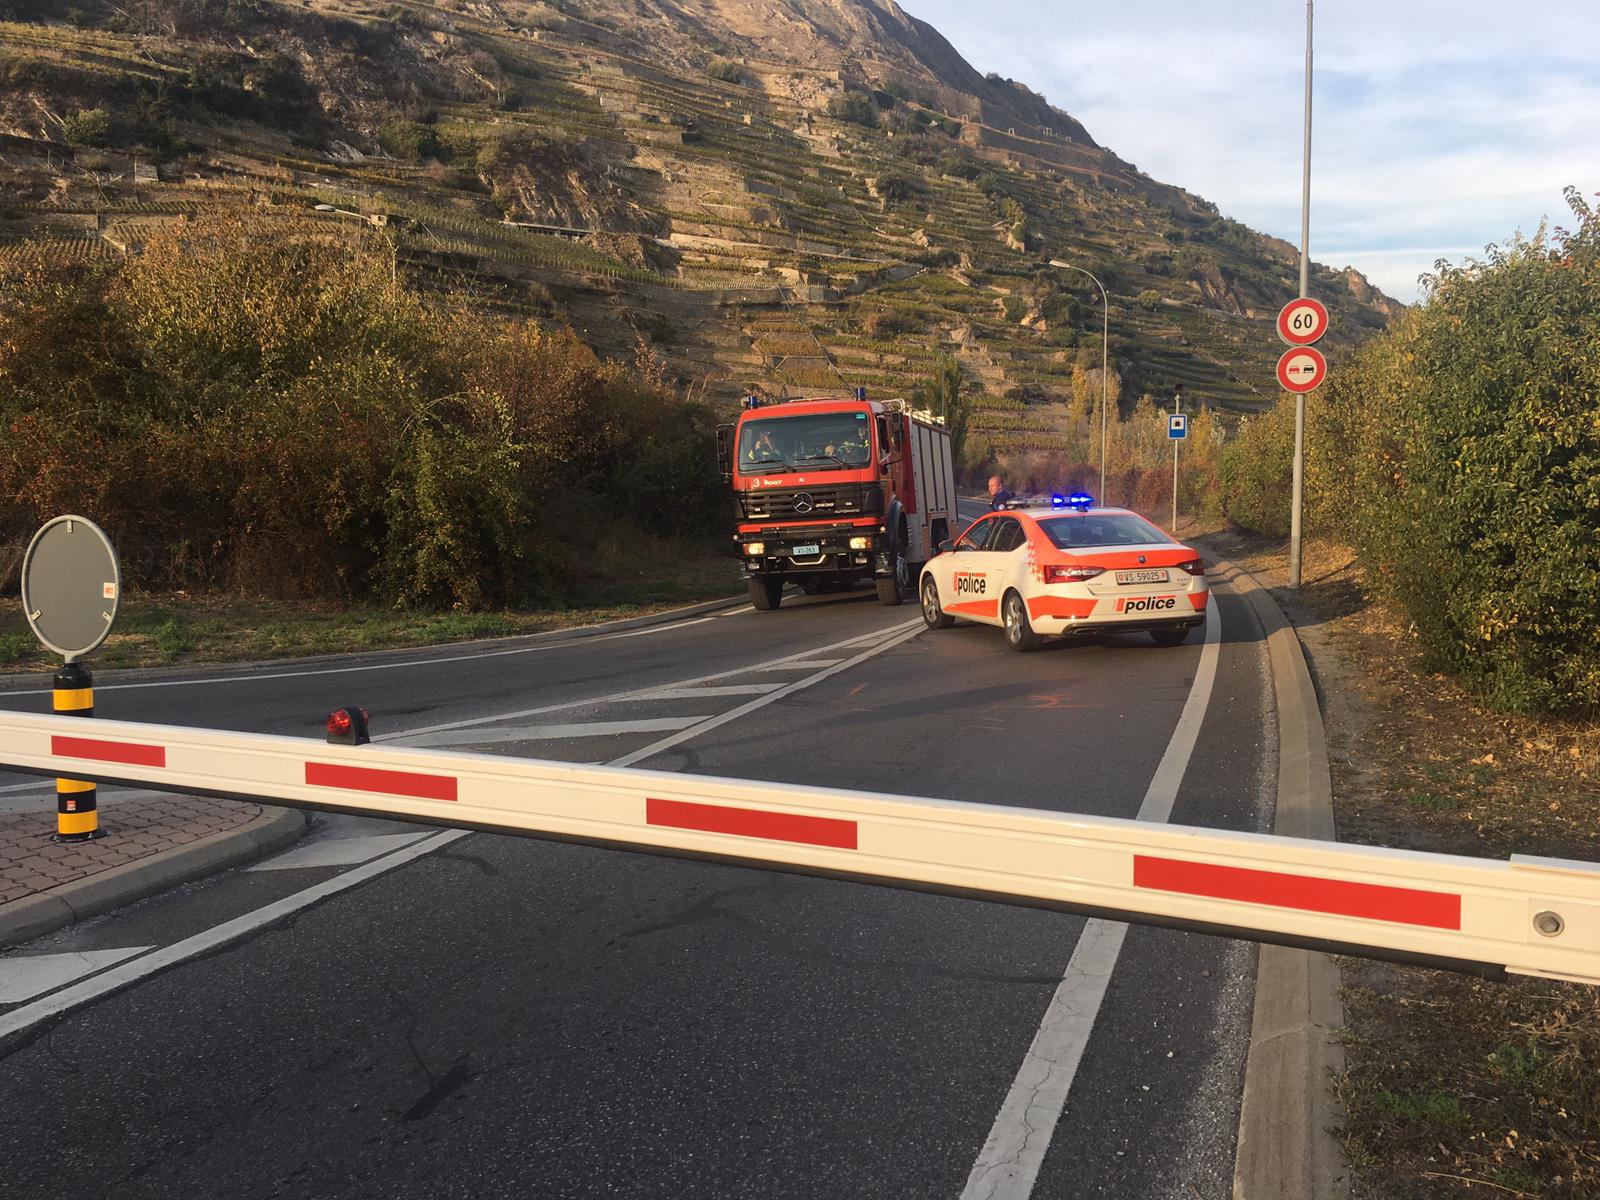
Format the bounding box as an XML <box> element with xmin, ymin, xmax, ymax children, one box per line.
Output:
<box><xmin>717</xmin><ymin>392</ymin><xmax>959</xmax><ymax>610</ymax></box>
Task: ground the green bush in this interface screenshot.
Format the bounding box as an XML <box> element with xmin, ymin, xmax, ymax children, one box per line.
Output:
<box><xmin>377</xmin><ymin>119</ymin><xmax>441</xmax><ymax>163</ymax></box>
<box><xmin>1341</xmin><ymin>191</ymin><xmax>1600</xmax><ymax>712</ymax></box>
<box><xmin>1217</xmin><ymin>400</ymin><xmax>1295</xmax><ymax>537</ymax></box>
<box><xmin>60</xmin><ymin>107</ymin><xmax>110</xmax><ymax>147</ymax></box>
<box><xmin>707</xmin><ymin>59</ymin><xmax>743</xmax><ymax>84</ymax></box>
<box><xmin>1137</xmin><ymin>288</ymin><xmax>1161</xmax><ymax>310</ymax></box>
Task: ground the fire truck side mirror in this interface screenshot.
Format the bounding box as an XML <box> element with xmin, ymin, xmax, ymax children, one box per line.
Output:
<box><xmin>715</xmin><ymin>424</ymin><xmax>733</xmax><ymax>480</ymax></box>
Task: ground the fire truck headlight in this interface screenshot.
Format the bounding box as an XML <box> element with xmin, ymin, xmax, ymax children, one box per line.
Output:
<box><xmin>849</xmin><ymin>536</ymin><xmax>871</xmax><ymax>550</ymax></box>
<box><xmin>745</xmin><ymin>542</ymin><xmax>765</xmax><ymax>556</ymax></box>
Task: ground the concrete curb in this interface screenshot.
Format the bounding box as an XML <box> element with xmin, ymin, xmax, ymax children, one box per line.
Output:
<box><xmin>0</xmin><ymin>805</ymin><xmax>306</xmax><ymax>948</ymax></box>
<box><xmin>1212</xmin><ymin>557</ymin><xmax>1351</xmax><ymax>1200</ymax></box>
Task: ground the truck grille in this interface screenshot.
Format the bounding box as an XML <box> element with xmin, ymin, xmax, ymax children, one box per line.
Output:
<box><xmin>741</xmin><ymin>487</ymin><xmax>868</xmax><ymax>520</ymax></box>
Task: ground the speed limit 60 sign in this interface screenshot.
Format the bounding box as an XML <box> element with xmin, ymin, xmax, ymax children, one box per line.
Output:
<box><xmin>1277</xmin><ymin>297</ymin><xmax>1329</xmax><ymax>346</ymax></box>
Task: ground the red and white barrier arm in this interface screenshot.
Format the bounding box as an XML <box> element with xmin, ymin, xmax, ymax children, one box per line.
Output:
<box><xmin>2</xmin><ymin>710</ymin><xmax>1598</xmax><ymax>984</ymax></box>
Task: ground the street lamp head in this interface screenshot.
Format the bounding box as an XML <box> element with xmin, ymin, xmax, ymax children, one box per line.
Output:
<box><xmin>313</xmin><ymin>203</ymin><xmax>335</xmax><ymax>211</ymax></box>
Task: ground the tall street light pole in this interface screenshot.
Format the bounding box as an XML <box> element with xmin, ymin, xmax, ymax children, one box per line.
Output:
<box><xmin>1288</xmin><ymin>0</ymin><xmax>1313</xmax><ymax>587</ymax></box>
<box><xmin>1049</xmin><ymin>259</ymin><xmax>1109</xmax><ymax>499</ymax></box>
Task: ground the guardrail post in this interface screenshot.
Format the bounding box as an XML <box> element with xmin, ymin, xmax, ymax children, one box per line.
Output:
<box><xmin>52</xmin><ymin>660</ymin><xmax>103</xmax><ymax>842</ymax></box>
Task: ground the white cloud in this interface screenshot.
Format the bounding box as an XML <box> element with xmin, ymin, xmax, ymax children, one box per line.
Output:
<box><xmin>902</xmin><ymin>1</ymin><xmax>1600</xmax><ymax>303</ymax></box>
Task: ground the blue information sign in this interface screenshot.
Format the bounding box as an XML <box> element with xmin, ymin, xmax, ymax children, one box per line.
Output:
<box><xmin>1168</xmin><ymin>414</ymin><xmax>1189</xmax><ymax>440</ymax></box>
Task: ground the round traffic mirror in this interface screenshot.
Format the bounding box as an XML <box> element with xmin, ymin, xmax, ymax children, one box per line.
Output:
<box><xmin>20</xmin><ymin>515</ymin><xmax>121</xmax><ymax>662</ymax></box>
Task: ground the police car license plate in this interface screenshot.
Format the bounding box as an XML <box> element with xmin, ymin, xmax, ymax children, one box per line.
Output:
<box><xmin>1116</xmin><ymin>568</ymin><xmax>1169</xmax><ymax>585</ymax></box>
<box><xmin>792</xmin><ymin>544</ymin><xmax>820</xmax><ymax>557</ymax></box>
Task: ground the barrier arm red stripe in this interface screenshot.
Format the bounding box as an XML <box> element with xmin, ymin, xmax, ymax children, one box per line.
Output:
<box><xmin>51</xmin><ymin>734</ymin><xmax>166</xmax><ymax>769</ymax></box>
<box><xmin>1134</xmin><ymin>855</ymin><xmax>1462</xmax><ymax>930</ymax></box>
<box><xmin>647</xmin><ymin>797</ymin><xmax>858</xmax><ymax>850</ymax></box>
<box><xmin>305</xmin><ymin>761</ymin><xmax>458</xmax><ymax>803</ymax></box>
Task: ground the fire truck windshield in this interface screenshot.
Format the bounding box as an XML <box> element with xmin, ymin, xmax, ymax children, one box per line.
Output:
<box><xmin>738</xmin><ymin>412</ymin><xmax>873</xmax><ymax>471</ymax></box>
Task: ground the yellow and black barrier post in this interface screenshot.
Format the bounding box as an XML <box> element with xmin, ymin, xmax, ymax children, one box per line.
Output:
<box><xmin>52</xmin><ymin>660</ymin><xmax>102</xmax><ymax>841</ymax></box>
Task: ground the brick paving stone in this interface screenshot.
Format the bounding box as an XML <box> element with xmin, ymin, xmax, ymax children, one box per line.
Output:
<box><xmin>0</xmin><ymin>794</ymin><xmax>262</xmax><ymax>911</ymax></box>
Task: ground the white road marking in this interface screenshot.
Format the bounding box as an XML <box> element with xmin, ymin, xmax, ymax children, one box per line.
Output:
<box><xmin>0</xmin><ymin>946</ymin><xmax>152</xmax><ymax>1004</ymax></box>
<box><xmin>0</xmin><ymin>621</ymin><xmax>923</xmax><ymax>1034</ymax></box>
<box><xmin>372</xmin><ymin>627</ymin><xmax>904</xmax><ymax>745</ymax></box>
<box><xmin>0</xmin><ymin>831</ymin><xmax>468</xmax><ymax>1037</ymax></box>
<box><xmin>607</xmin><ymin>617</ymin><xmax>717</xmax><ymax>639</ymax></box>
<box><xmin>247</xmin><ymin>831</ymin><xmax>432</xmax><ymax>872</ymax></box>
<box><xmin>407</xmin><ymin>716</ymin><xmax>708</xmax><ymax>747</ymax></box>
<box><xmin>960</xmin><ymin>598</ymin><xmax>1223</xmax><ymax>1200</ymax></box>
<box><xmin>624</xmin><ymin>685</ymin><xmax>782</xmax><ymax>700</ymax></box>
<box><xmin>715</xmin><ymin>606</ymin><xmax>755</xmax><ymax>617</ymax></box>
<box><xmin>609</xmin><ymin>622</ymin><xmax>923</xmax><ymax>768</ymax></box>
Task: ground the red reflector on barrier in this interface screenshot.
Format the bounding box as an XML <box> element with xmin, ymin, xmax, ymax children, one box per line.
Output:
<box><xmin>305</xmin><ymin>762</ymin><xmax>458</xmax><ymax>803</ymax></box>
<box><xmin>647</xmin><ymin>798</ymin><xmax>858</xmax><ymax>850</ymax></box>
<box><xmin>1133</xmin><ymin>855</ymin><xmax>1462</xmax><ymax>930</ymax></box>
<box><xmin>51</xmin><ymin>735</ymin><xmax>166</xmax><ymax>768</ymax></box>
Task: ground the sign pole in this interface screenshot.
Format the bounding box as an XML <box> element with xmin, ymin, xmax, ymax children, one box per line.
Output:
<box><xmin>1171</xmin><ymin>387</ymin><xmax>1182</xmax><ymax>530</ymax></box>
<box><xmin>1288</xmin><ymin>0</ymin><xmax>1313</xmax><ymax>588</ymax></box>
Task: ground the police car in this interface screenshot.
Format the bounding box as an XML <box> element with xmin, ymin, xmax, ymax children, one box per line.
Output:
<box><xmin>918</xmin><ymin>494</ymin><xmax>1208</xmax><ymax>651</ymax></box>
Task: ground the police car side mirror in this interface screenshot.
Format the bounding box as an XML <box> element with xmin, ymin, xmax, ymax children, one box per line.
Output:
<box><xmin>936</xmin><ymin>540</ymin><xmax>953</xmax><ymax>555</ymax></box>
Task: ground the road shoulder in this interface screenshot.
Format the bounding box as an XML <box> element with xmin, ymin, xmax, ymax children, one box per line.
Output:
<box><xmin>1206</xmin><ymin>553</ymin><xmax>1351</xmax><ymax>1200</ymax></box>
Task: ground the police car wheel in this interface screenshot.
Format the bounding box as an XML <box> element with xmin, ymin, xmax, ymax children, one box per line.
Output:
<box><xmin>921</xmin><ymin>576</ymin><xmax>954</xmax><ymax>630</ymax></box>
<box><xmin>1003</xmin><ymin>591</ymin><xmax>1042</xmax><ymax>652</ymax></box>
<box><xmin>1149</xmin><ymin>626</ymin><xmax>1191</xmax><ymax>646</ymax></box>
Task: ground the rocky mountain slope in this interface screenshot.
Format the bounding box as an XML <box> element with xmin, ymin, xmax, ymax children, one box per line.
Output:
<box><xmin>0</xmin><ymin>0</ymin><xmax>1400</xmax><ymax>452</ymax></box>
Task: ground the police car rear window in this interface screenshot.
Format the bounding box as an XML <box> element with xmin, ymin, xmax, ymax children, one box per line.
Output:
<box><xmin>1037</xmin><ymin>514</ymin><xmax>1168</xmax><ymax>549</ymax></box>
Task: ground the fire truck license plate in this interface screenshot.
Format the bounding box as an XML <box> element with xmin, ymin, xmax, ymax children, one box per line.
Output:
<box><xmin>1116</xmin><ymin>569</ymin><xmax>1170</xmax><ymax>585</ymax></box>
<box><xmin>791</xmin><ymin>544</ymin><xmax>820</xmax><ymax>557</ymax></box>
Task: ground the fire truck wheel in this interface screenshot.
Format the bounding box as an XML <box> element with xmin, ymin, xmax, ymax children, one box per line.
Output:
<box><xmin>748</xmin><ymin>576</ymin><xmax>784</xmax><ymax>611</ymax></box>
<box><xmin>1003</xmin><ymin>590</ymin><xmax>1043</xmax><ymax>652</ymax></box>
<box><xmin>876</xmin><ymin>567</ymin><xmax>904</xmax><ymax>606</ymax></box>
<box><xmin>921</xmin><ymin>576</ymin><xmax>954</xmax><ymax>629</ymax></box>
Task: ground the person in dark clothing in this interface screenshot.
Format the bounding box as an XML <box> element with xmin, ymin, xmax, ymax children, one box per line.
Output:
<box><xmin>988</xmin><ymin>474</ymin><xmax>1015</xmax><ymax>509</ymax></box>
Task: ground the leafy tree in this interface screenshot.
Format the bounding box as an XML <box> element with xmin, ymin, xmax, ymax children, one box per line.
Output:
<box><xmin>917</xmin><ymin>354</ymin><xmax>972</xmax><ymax>467</ymax></box>
<box><xmin>825</xmin><ymin>92</ymin><xmax>876</xmax><ymax>127</ymax></box>
<box><xmin>1137</xmin><ymin>288</ymin><xmax>1161</xmax><ymax>310</ymax></box>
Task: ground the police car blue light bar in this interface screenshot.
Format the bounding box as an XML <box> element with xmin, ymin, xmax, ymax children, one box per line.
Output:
<box><xmin>1068</xmin><ymin>492</ymin><xmax>1095</xmax><ymax>509</ymax></box>
<box><xmin>1051</xmin><ymin>493</ymin><xmax>1067</xmax><ymax>508</ymax></box>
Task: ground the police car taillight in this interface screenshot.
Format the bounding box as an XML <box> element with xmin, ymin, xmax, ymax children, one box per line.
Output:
<box><xmin>1046</xmin><ymin>565</ymin><xmax>1105</xmax><ymax>583</ymax></box>
<box><xmin>1176</xmin><ymin>558</ymin><xmax>1206</xmax><ymax>576</ymax></box>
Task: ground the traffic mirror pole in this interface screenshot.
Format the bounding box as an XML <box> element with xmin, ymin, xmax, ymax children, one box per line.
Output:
<box><xmin>1288</xmin><ymin>0</ymin><xmax>1313</xmax><ymax>588</ymax></box>
<box><xmin>52</xmin><ymin>660</ymin><xmax>101</xmax><ymax>841</ymax></box>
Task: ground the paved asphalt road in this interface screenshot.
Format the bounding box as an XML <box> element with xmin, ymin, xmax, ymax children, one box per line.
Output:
<box><xmin>0</xmin><ymin>505</ymin><xmax>1276</xmax><ymax>1200</ymax></box>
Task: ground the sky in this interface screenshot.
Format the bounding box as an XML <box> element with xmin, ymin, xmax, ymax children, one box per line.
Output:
<box><xmin>900</xmin><ymin>0</ymin><xmax>1600</xmax><ymax>303</ymax></box>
